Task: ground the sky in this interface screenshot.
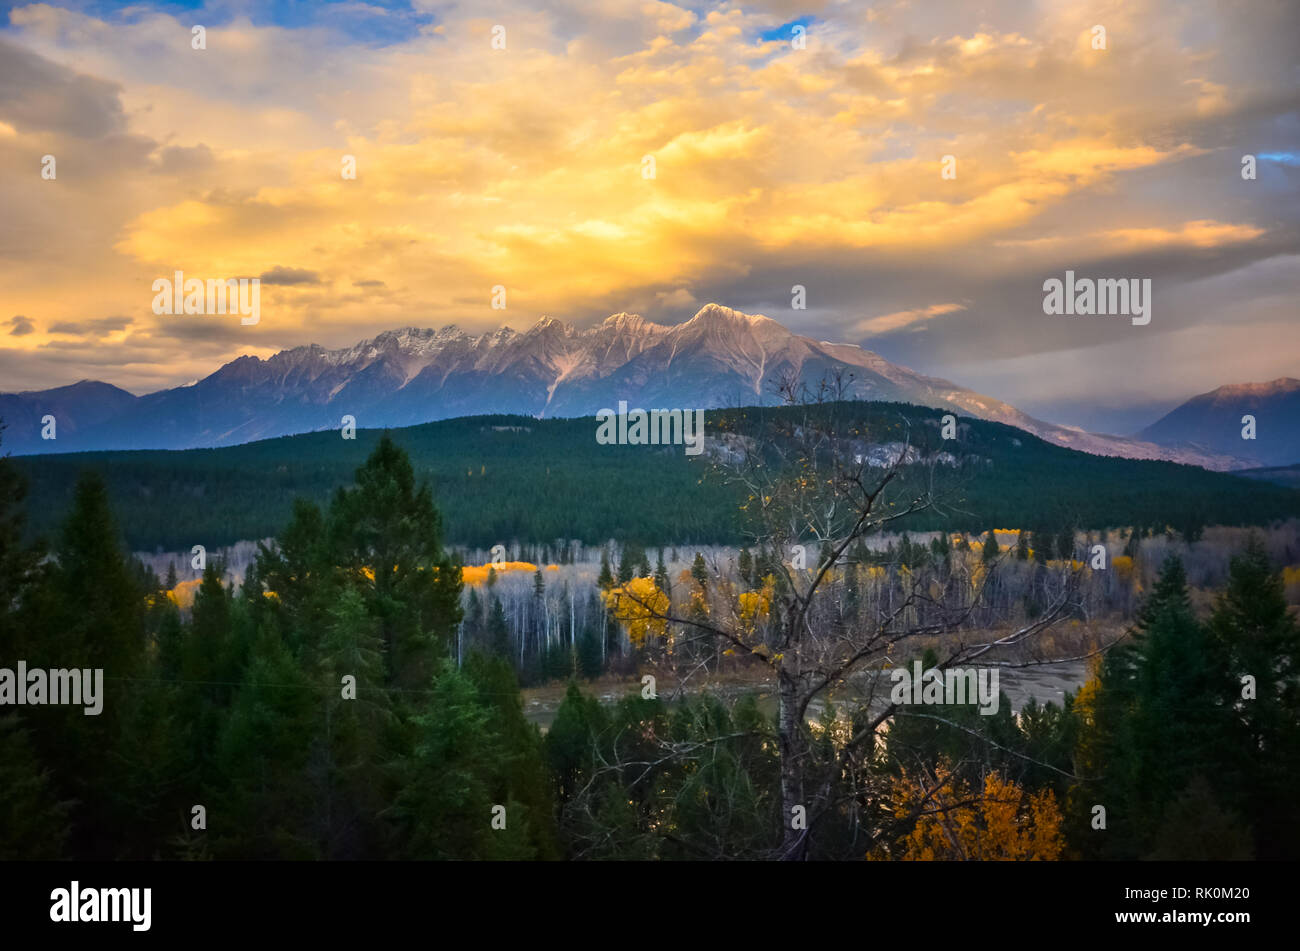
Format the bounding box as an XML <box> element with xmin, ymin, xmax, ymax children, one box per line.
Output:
<box><xmin>0</xmin><ymin>0</ymin><xmax>1296</xmax><ymax>434</ymax></box>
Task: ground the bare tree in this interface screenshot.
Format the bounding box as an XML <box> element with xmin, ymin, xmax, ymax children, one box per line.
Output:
<box><xmin>604</xmin><ymin>371</ymin><xmax>1082</xmax><ymax>859</ymax></box>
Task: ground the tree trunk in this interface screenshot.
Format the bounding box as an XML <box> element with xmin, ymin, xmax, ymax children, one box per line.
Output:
<box><xmin>777</xmin><ymin>668</ymin><xmax>808</xmax><ymax>860</ymax></box>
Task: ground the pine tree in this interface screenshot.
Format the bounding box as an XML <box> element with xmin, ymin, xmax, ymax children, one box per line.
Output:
<box><xmin>326</xmin><ymin>434</ymin><xmax>463</xmax><ymax>688</ymax></box>
<box><xmin>597</xmin><ymin>549</ymin><xmax>613</xmax><ymax>590</ymax></box>
<box><xmin>47</xmin><ymin>470</ymin><xmax>144</xmax><ymax>673</ymax></box>
<box><xmin>463</xmin><ymin>587</ymin><xmax>484</xmax><ymax>643</ymax></box>
<box><xmin>618</xmin><ymin>542</ymin><xmax>646</xmax><ymax>583</ymax></box>
<box><xmin>393</xmin><ymin>661</ymin><xmax>541</xmax><ymax>859</ymax></box>
<box><xmin>1080</xmin><ymin>556</ymin><xmax>1233</xmax><ymax>858</ymax></box>
<box><xmin>1030</xmin><ymin>531</ymin><xmax>1047</xmax><ymax>565</ymax></box>
<box><xmin>1207</xmin><ymin>535</ymin><xmax>1300</xmax><ymax>858</ymax></box>
<box><xmin>312</xmin><ymin>586</ymin><xmax>392</xmax><ymax>858</ymax></box>
<box><xmin>462</xmin><ymin>652</ymin><xmax>560</xmax><ymax>859</ymax></box>
<box><xmin>211</xmin><ymin>629</ymin><xmax>320</xmax><ymax>859</ymax></box>
<box><xmin>487</xmin><ymin>596</ymin><xmax>511</xmax><ymax>659</ymax></box>
<box><xmin>654</xmin><ymin>551</ymin><xmax>670</xmax><ymax>596</ymax></box>
<box><xmin>0</xmin><ymin>424</ymin><xmax>44</xmax><ymax>663</ymax></box>
<box><xmin>1057</xmin><ymin>528</ymin><xmax>1075</xmax><ymax>562</ymax></box>
<box><xmin>0</xmin><ymin>716</ymin><xmax>70</xmax><ymax>859</ymax></box>
<box><xmin>982</xmin><ymin>530</ymin><xmax>1000</xmax><ymax>563</ymax></box>
<box><xmin>1015</xmin><ymin>530</ymin><xmax>1029</xmax><ymax>561</ymax></box>
<box><xmin>691</xmin><ymin>552</ymin><xmax>708</xmax><ymax>589</ymax></box>
<box><xmin>23</xmin><ymin>470</ymin><xmax>146</xmax><ymax>857</ymax></box>
<box><xmin>930</xmin><ymin>532</ymin><xmax>951</xmax><ymax>563</ymax></box>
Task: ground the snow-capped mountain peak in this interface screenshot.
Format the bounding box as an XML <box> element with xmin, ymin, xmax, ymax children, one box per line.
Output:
<box><xmin>1</xmin><ymin>305</ymin><xmax>1279</xmax><ymax>469</ymax></box>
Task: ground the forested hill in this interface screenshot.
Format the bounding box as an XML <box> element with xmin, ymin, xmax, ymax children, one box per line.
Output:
<box><xmin>8</xmin><ymin>401</ymin><xmax>1299</xmax><ymax>552</ymax></box>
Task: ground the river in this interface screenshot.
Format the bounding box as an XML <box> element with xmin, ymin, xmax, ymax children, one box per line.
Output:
<box><xmin>521</xmin><ymin>659</ymin><xmax>1091</xmax><ymax>732</ymax></box>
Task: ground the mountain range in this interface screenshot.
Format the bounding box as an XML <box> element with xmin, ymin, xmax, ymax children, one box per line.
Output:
<box><xmin>1</xmin><ymin>303</ymin><xmax>1295</xmax><ymax>469</ymax></box>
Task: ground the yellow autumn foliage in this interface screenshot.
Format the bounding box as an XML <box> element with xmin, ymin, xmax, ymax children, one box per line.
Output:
<box><xmin>736</xmin><ymin>579</ymin><xmax>774</xmax><ymax>634</ymax></box>
<box><xmin>461</xmin><ymin>561</ymin><xmax>541</xmax><ymax>585</ymax></box>
<box><xmin>1073</xmin><ymin>675</ymin><xmax>1101</xmax><ymax>729</ymax></box>
<box><xmin>353</xmin><ymin>561</ymin><xmax>551</xmax><ymax>586</ymax></box>
<box><xmin>874</xmin><ymin>766</ymin><xmax>1064</xmax><ymax>861</ymax></box>
<box><xmin>166</xmin><ymin>578</ymin><xmax>202</xmax><ymax>610</ymax></box>
<box><xmin>603</xmin><ymin>576</ymin><xmax>670</xmax><ymax>647</ymax></box>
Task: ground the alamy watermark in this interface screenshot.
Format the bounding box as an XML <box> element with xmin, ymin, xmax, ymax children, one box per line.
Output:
<box><xmin>152</xmin><ymin>270</ymin><xmax>260</xmax><ymax>325</ymax></box>
<box><xmin>889</xmin><ymin>661</ymin><xmax>1000</xmax><ymax>715</ymax></box>
<box><xmin>0</xmin><ymin>662</ymin><xmax>103</xmax><ymax>715</ymax></box>
<box><xmin>1042</xmin><ymin>270</ymin><xmax>1150</xmax><ymax>326</ymax></box>
<box><xmin>595</xmin><ymin>401</ymin><xmax>705</xmax><ymax>456</ymax></box>
<box><xmin>50</xmin><ymin>882</ymin><xmax>150</xmax><ymax>931</ymax></box>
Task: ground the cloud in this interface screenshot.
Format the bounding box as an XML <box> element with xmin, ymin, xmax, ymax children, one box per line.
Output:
<box><xmin>655</xmin><ymin>287</ymin><xmax>697</xmax><ymax>308</ymax></box>
<box><xmin>0</xmin><ymin>36</ymin><xmax>125</xmax><ymax>137</ymax></box>
<box><xmin>6</xmin><ymin>315</ymin><xmax>34</xmax><ymax>336</ymax></box>
<box><xmin>258</xmin><ymin>266</ymin><xmax>322</xmax><ymax>286</ymax></box>
<box><xmin>853</xmin><ymin>303</ymin><xmax>965</xmax><ymax>336</ymax></box>
<box><xmin>48</xmin><ymin>315</ymin><xmax>133</xmax><ymax>335</ymax></box>
<box><xmin>0</xmin><ymin>0</ymin><xmax>1294</xmax><ymax>417</ymax></box>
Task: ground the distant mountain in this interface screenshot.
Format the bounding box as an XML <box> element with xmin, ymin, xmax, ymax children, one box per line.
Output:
<box><xmin>0</xmin><ymin>380</ymin><xmax>139</xmax><ymax>445</ymax></box>
<box><xmin>0</xmin><ymin>304</ymin><xmax>1255</xmax><ymax>469</ymax></box>
<box><xmin>1234</xmin><ymin>464</ymin><xmax>1300</xmax><ymax>489</ymax></box>
<box><xmin>14</xmin><ymin>405</ymin><xmax>1298</xmax><ymax>553</ymax></box>
<box><xmin>1136</xmin><ymin>379</ymin><xmax>1300</xmax><ymax>468</ymax></box>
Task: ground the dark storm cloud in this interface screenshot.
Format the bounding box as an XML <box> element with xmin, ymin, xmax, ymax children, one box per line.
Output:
<box><xmin>0</xmin><ymin>37</ymin><xmax>126</xmax><ymax>138</ymax></box>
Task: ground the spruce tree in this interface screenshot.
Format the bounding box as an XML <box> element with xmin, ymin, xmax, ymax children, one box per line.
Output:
<box><xmin>1082</xmin><ymin>556</ymin><xmax>1233</xmax><ymax>858</ymax></box>
<box><xmin>654</xmin><ymin>551</ymin><xmax>670</xmax><ymax>595</ymax></box>
<box><xmin>0</xmin><ymin>424</ymin><xmax>44</xmax><ymax>663</ymax></box>
<box><xmin>691</xmin><ymin>552</ymin><xmax>708</xmax><ymax>589</ymax></box>
<box><xmin>1207</xmin><ymin>536</ymin><xmax>1300</xmax><ymax>858</ymax></box>
<box><xmin>326</xmin><ymin>434</ymin><xmax>463</xmax><ymax>689</ymax></box>
<box><xmin>0</xmin><ymin>716</ymin><xmax>70</xmax><ymax>859</ymax></box>
<box><xmin>487</xmin><ymin>597</ymin><xmax>511</xmax><ymax>659</ymax></box>
<box><xmin>393</xmin><ymin>661</ymin><xmax>540</xmax><ymax>859</ymax></box>
<box><xmin>48</xmin><ymin>470</ymin><xmax>144</xmax><ymax>674</ymax></box>
<box><xmin>981</xmin><ymin>530</ymin><xmax>1000</xmax><ymax>563</ymax></box>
